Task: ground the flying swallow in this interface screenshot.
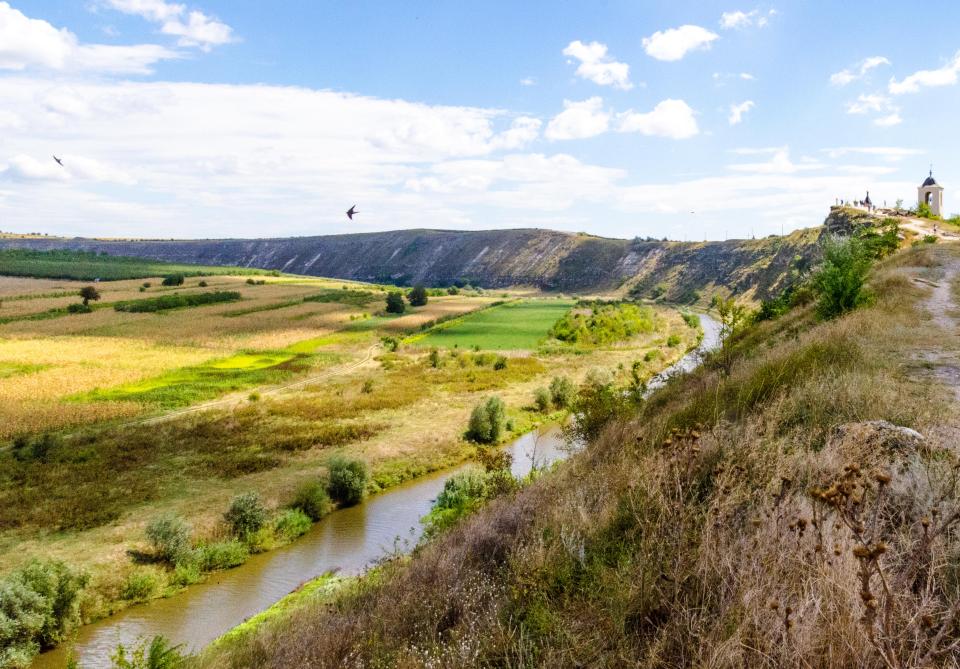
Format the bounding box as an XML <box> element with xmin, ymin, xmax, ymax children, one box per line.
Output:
<box><xmin>346</xmin><ymin>205</ymin><xmax>358</xmax><ymax>220</ymax></box>
<box><xmin>53</xmin><ymin>155</ymin><xmax>64</xmax><ymax>167</ymax></box>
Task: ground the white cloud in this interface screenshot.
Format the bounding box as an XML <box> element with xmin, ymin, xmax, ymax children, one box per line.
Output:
<box><xmin>490</xmin><ymin>116</ymin><xmax>542</xmax><ymax>149</ymax></box>
<box><xmin>0</xmin><ymin>2</ymin><xmax>180</xmax><ymax>73</ymax></box>
<box><xmin>728</xmin><ymin>148</ymin><xmax>822</xmax><ymax>174</ymax></box>
<box><xmin>103</xmin><ymin>0</ymin><xmax>235</xmax><ymax>51</ymax></box>
<box><xmin>728</xmin><ymin>100</ymin><xmax>754</xmax><ymax>125</ymax></box>
<box><xmin>519</xmin><ymin>77</ymin><xmax>536</xmax><ymax>86</ymax></box>
<box><xmin>161</xmin><ymin>10</ymin><xmax>234</xmax><ymax>51</ymax></box>
<box><xmin>618</xmin><ymin>99</ymin><xmax>699</xmax><ymax>139</ymax></box>
<box><xmin>821</xmin><ymin>146</ymin><xmax>922</xmax><ymax>161</ymax></box>
<box><xmin>0</xmin><ymin>154</ymin><xmax>68</xmax><ymax>181</ymax></box>
<box><xmin>845</xmin><ymin>93</ymin><xmax>891</xmax><ymax>114</ymax></box>
<box><xmin>830</xmin><ymin>55</ymin><xmax>890</xmax><ymax>86</ymax></box>
<box><xmin>720</xmin><ymin>9</ymin><xmax>775</xmax><ymax>30</ymax></box>
<box><xmin>545</xmin><ymin>97</ymin><xmax>610</xmax><ymax>141</ymax></box>
<box><xmin>889</xmin><ymin>52</ymin><xmax>960</xmax><ymax>94</ymax></box>
<box><xmin>562</xmin><ymin>40</ymin><xmax>632</xmax><ymax>90</ymax></box>
<box><xmin>874</xmin><ymin>113</ymin><xmax>902</xmax><ymax>127</ymax></box>
<box><xmin>642</xmin><ymin>25</ymin><xmax>718</xmax><ymax>62</ymax></box>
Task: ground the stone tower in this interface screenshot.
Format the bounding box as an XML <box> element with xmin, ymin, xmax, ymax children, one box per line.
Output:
<box><xmin>918</xmin><ymin>169</ymin><xmax>944</xmax><ymax>216</ymax></box>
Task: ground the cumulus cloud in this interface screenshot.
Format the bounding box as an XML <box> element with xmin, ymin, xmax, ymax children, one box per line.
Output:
<box><xmin>618</xmin><ymin>99</ymin><xmax>699</xmax><ymax>139</ymax></box>
<box><xmin>102</xmin><ymin>0</ymin><xmax>235</xmax><ymax>51</ymax></box>
<box><xmin>545</xmin><ymin>97</ymin><xmax>610</xmax><ymax>141</ymax></box>
<box><xmin>830</xmin><ymin>56</ymin><xmax>890</xmax><ymax>86</ymax></box>
<box><xmin>642</xmin><ymin>25</ymin><xmax>718</xmax><ymax>62</ymax></box>
<box><xmin>728</xmin><ymin>100</ymin><xmax>754</xmax><ymax>125</ymax></box>
<box><xmin>519</xmin><ymin>76</ymin><xmax>536</xmax><ymax>86</ymax></box>
<box><xmin>728</xmin><ymin>148</ymin><xmax>822</xmax><ymax>174</ymax></box>
<box><xmin>562</xmin><ymin>40</ymin><xmax>632</xmax><ymax>90</ymax></box>
<box><xmin>0</xmin><ymin>2</ymin><xmax>180</xmax><ymax>73</ymax></box>
<box><xmin>719</xmin><ymin>9</ymin><xmax>774</xmax><ymax>30</ymax></box>
<box><xmin>889</xmin><ymin>52</ymin><xmax>960</xmax><ymax>94</ymax></box>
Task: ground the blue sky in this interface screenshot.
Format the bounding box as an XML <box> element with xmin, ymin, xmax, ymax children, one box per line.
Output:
<box><xmin>1</xmin><ymin>1</ymin><xmax>959</xmax><ymax>240</ymax></box>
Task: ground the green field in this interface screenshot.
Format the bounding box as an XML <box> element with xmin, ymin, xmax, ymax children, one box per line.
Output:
<box><xmin>410</xmin><ymin>299</ymin><xmax>574</xmax><ymax>350</ymax></box>
<box><xmin>0</xmin><ymin>249</ymin><xmax>272</xmax><ymax>281</ymax></box>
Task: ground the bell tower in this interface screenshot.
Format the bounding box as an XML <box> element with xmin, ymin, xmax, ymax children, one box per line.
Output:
<box><xmin>918</xmin><ymin>168</ymin><xmax>944</xmax><ymax>217</ymax></box>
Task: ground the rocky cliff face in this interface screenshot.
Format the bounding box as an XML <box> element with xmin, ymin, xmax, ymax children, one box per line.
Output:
<box><xmin>0</xmin><ymin>224</ymin><xmax>827</xmax><ymax>301</ymax></box>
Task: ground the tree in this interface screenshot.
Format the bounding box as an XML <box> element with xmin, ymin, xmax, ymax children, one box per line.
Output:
<box><xmin>408</xmin><ymin>285</ymin><xmax>428</xmax><ymax>307</ymax></box>
<box><xmin>385</xmin><ymin>291</ymin><xmax>406</xmax><ymax>314</ymax></box>
<box><xmin>813</xmin><ymin>235</ymin><xmax>872</xmax><ymax>320</ymax></box>
<box><xmin>79</xmin><ymin>286</ymin><xmax>100</xmax><ymax>306</ymax></box>
<box><xmin>327</xmin><ymin>457</ymin><xmax>369</xmax><ymax>506</ymax></box>
<box><xmin>223</xmin><ymin>492</ymin><xmax>267</xmax><ymax>539</ymax></box>
<box><xmin>145</xmin><ymin>514</ymin><xmax>192</xmax><ymax>566</ymax></box>
<box><xmin>549</xmin><ymin>376</ymin><xmax>575</xmax><ymax>409</ymax></box>
<box><xmin>466</xmin><ymin>396</ymin><xmax>506</xmax><ymax>444</ymax></box>
<box><xmin>161</xmin><ymin>274</ymin><xmax>184</xmax><ymax>287</ymax></box>
<box><xmin>534</xmin><ymin>387</ymin><xmax>551</xmax><ymax>412</ymax></box>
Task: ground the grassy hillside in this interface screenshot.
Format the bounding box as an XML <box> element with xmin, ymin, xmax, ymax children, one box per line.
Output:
<box><xmin>196</xmin><ymin>243</ymin><xmax>960</xmax><ymax>668</ymax></box>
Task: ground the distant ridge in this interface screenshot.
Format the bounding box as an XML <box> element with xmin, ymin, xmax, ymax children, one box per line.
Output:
<box><xmin>0</xmin><ymin>225</ymin><xmax>826</xmax><ymax>302</ymax></box>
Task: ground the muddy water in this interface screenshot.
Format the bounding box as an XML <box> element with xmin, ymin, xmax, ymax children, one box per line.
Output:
<box><xmin>35</xmin><ymin>313</ymin><xmax>719</xmax><ymax>668</ymax></box>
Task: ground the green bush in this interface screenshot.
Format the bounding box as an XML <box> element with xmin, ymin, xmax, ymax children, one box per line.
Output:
<box><xmin>466</xmin><ymin>396</ymin><xmax>505</xmax><ymax>444</ymax></box>
<box><xmin>408</xmin><ymin>285</ymin><xmax>428</xmax><ymax>307</ymax></box>
<box><xmin>494</xmin><ymin>356</ymin><xmax>508</xmax><ymax>370</ymax></box>
<box><xmin>572</xmin><ymin>370</ymin><xmax>630</xmax><ymax>441</ymax></box>
<box><xmin>273</xmin><ymin>509</ymin><xmax>312</xmax><ymax>541</ymax></box>
<box><xmin>548</xmin><ymin>376</ymin><xmax>575</xmax><ymax>409</ymax></box>
<box><xmin>11</xmin><ymin>433</ymin><xmax>61</xmax><ymax>463</ymax></box>
<box><xmin>550</xmin><ymin>301</ymin><xmax>655</xmax><ymax>346</ymax></box>
<box><xmin>195</xmin><ymin>540</ymin><xmax>249</xmax><ymax>571</ymax></box>
<box><xmin>681</xmin><ymin>312</ymin><xmax>701</xmax><ymax>329</ymax></box>
<box><xmin>120</xmin><ymin>569</ymin><xmax>160</xmax><ymax>601</ymax></box>
<box><xmin>114</xmin><ymin>291</ymin><xmax>240</xmax><ymax>313</ymax></box>
<box><xmin>161</xmin><ymin>274</ymin><xmax>184</xmax><ymax>286</ymax></box>
<box><xmin>534</xmin><ymin>387</ymin><xmax>551</xmax><ymax>412</ymax></box>
<box><xmin>292</xmin><ymin>481</ymin><xmax>332</xmax><ymax>521</ymax></box>
<box><xmin>812</xmin><ymin>236</ymin><xmax>872</xmax><ymax>320</ymax></box>
<box><xmin>170</xmin><ymin>562</ymin><xmax>202</xmax><ymax>587</ymax></box>
<box><xmin>110</xmin><ymin>635</ymin><xmax>184</xmax><ymax>669</ymax></box>
<box><xmin>224</xmin><ymin>492</ymin><xmax>267</xmax><ymax>539</ymax></box>
<box><xmin>327</xmin><ymin>457</ymin><xmax>370</xmax><ymax>506</ymax></box>
<box><xmin>643</xmin><ymin>349</ymin><xmax>660</xmax><ymax>363</ymax></box>
<box><xmin>385</xmin><ymin>291</ymin><xmax>406</xmax><ymax>314</ymax></box>
<box><xmin>145</xmin><ymin>513</ymin><xmax>192</xmax><ymax>566</ymax></box>
<box><xmin>67</xmin><ymin>303</ymin><xmax>92</xmax><ymax>314</ymax></box>
<box><xmin>421</xmin><ymin>468</ymin><xmax>491</xmax><ymax>537</ymax></box>
<box><xmin>429</xmin><ymin>349</ymin><xmax>441</xmax><ymax>368</ymax></box>
<box><xmin>0</xmin><ymin>559</ymin><xmax>88</xmax><ymax>667</ymax></box>
<box><xmin>666</xmin><ymin>334</ymin><xmax>681</xmax><ymax>347</ymax></box>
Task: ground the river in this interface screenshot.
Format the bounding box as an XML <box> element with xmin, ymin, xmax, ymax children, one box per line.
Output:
<box><xmin>34</xmin><ymin>313</ymin><xmax>720</xmax><ymax>668</ymax></box>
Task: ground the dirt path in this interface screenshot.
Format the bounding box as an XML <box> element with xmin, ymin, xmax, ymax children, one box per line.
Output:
<box><xmin>135</xmin><ymin>343</ymin><xmax>380</xmax><ymax>426</ymax></box>
<box><xmin>900</xmin><ymin>217</ymin><xmax>960</xmax><ymax>241</ymax></box>
<box><xmin>914</xmin><ymin>259</ymin><xmax>960</xmax><ymax>401</ymax></box>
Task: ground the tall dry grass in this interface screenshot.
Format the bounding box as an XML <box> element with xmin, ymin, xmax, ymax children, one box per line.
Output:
<box><xmin>196</xmin><ymin>245</ymin><xmax>960</xmax><ymax>668</ymax></box>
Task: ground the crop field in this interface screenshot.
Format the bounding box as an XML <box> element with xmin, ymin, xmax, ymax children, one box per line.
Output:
<box><xmin>409</xmin><ymin>299</ymin><xmax>575</xmax><ymax>350</ymax></box>
<box><xmin>0</xmin><ymin>249</ymin><xmax>273</xmax><ymax>281</ymax></box>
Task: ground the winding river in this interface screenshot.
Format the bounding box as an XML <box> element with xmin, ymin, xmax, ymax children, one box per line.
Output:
<box><xmin>34</xmin><ymin>313</ymin><xmax>720</xmax><ymax>668</ymax></box>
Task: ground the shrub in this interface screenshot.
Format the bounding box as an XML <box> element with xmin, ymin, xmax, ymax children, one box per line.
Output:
<box><xmin>110</xmin><ymin>635</ymin><xmax>184</xmax><ymax>669</ymax></box>
<box><xmin>223</xmin><ymin>492</ymin><xmax>267</xmax><ymax>539</ymax></box>
<box><xmin>643</xmin><ymin>349</ymin><xmax>660</xmax><ymax>363</ymax></box>
<box><xmin>114</xmin><ymin>291</ymin><xmax>240</xmax><ymax>313</ymax></box>
<box><xmin>667</xmin><ymin>334</ymin><xmax>681</xmax><ymax>347</ymax></box>
<box><xmin>170</xmin><ymin>562</ymin><xmax>201</xmax><ymax>587</ymax></box>
<box><xmin>67</xmin><ymin>303</ymin><xmax>92</xmax><ymax>314</ymax></box>
<box><xmin>139</xmin><ymin>286</ymin><xmax>146</xmax><ymax>292</ymax></box>
<box><xmin>429</xmin><ymin>349</ymin><xmax>441</xmax><ymax>368</ymax></box>
<box><xmin>198</xmin><ymin>280</ymin><xmax>208</xmax><ymax>287</ymax></box>
<box><xmin>385</xmin><ymin>291</ymin><xmax>406</xmax><ymax>314</ymax></box>
<box><xmin>681</xmin><ymin>312</ymin><xmax>701</xmax><ymax>329</ymax></box>
<box><xmin>534</xmin><ymin>387</ymin><xmax>551</xmax><ymax>412</ymax></box>
<box><xmin>145</xmin><ymin>513</ymin><xmax>192</xmax><ymax>566</ymax></box>
<box><xmin>549</xmin><ymin>301</ymin><xmax>655</xmax><ymax>346</ymax></box>
<box><xmin>327</xmin><ymin>457</ymin><xmax>369</xmax><ymax>506</ymax></box>
<box><xmin>812</xmin><ymin>235</ymin><xmax>872</xmax><ymax>320</ymax></box>
<box><xmin>292</xmin><ymin>481</ymin><xmax>331</xmax><ymax>521</ymax></box>
<box><xmin>408</xmin><ymin>285</ymin><xmax>428</xmax><ymax>307</ymax></box>
<box><xmin>572</xmin><ymin>369</ymin><xmax>629</xmax><ymax>441</ymax></box>
<box><xmin>12</xmin><ymin>433</ymin><xmax>61</xmax><ymax>463</ymax></box>
<box><xmin>548</xmin><ymin>376</ymin><xmax>575</xmax><ymax>409</ymax></box>
<box><xmin>141</xmin><ymin>282</ymin><xmax>151</xmax><ymax>289</ymax></box>
<box><xmin>421</xmin><ymin>468</ymin><xmax>491</xmax><ymax>537</ymax></box>
<box><xmin>466</xmin><ymin>396</ymin><xmax>505</xmax><ymax>444</ymax></box>
<box><xmin>446</xmin><ymin>286</ymin><xmax>459</xmax><ymax>295</ymax></box>
<box><xmin>0</xmin><ymin>559</ymin><xmax>87</xmax><ymax>666</ymax></box>
<box><xmin>273</xmin><ymin>509</ymin><xmax>312</xmax><ymax>541</ymax></box>
<box><xmin>494</xmin><ymin>356</ymin><xmax>508</xmax><ymax>370</ymax></box>
<box><xmin>79</xmin><ymin>285</ymin><xmax>101</xmax><ymax>306</ymax></box>
<box><xmin>120</xmin><ymin>569</ymin><xmax>159</xmax><ymax>601</ymax></box>
<box><xmin>361</xmin><ymin>379</ymin><xmax>374</xmax><ymax>394</ymax></box>
<box><xmin>161</xmin><ymin>274</ymin><xmax>184</xmax><ymax>286</ymax></box>
<box><xmin>922</xmin><ymin>234</ymin><xmax>938</xmax><ymax>244</ymax></box>
<box><xmin>195</xmin><ymin>540</ymin><xmax>249</xmax><ymax>571</ymax></box>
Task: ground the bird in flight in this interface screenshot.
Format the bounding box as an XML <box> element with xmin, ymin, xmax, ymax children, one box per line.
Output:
<box><xmin>346</xmin><ymin>205</ymin><xmax>358</xmax><ymax>220</ymax></box>
<box><xmin>52</xmin><ymin>155</ymin><xmax>64</xmax><ymax>167</ymax></box>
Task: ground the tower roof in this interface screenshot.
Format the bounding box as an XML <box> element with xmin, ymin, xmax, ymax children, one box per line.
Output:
<box><xmin>922</xmin><ymin>169</ymin><xmax>939</xmax><ymax>187</ymax></box>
